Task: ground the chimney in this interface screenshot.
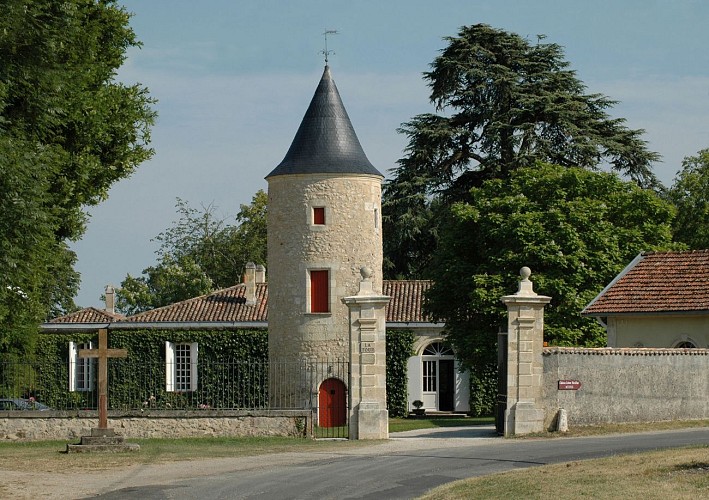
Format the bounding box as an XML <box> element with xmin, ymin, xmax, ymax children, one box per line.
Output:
<box><xmin>104</xmin><ymin>285</ymin><xmax>115</xmax><ymax>314</ymax></box>
<box><xmin>255</xmin><ymin>264</ymin><xmax>266</xmax><ymax>283</ymax></box>
<box><xmin>244</xmin><ymin>262</ymin><xmax>256</xmax><ymax>305</ymax></box>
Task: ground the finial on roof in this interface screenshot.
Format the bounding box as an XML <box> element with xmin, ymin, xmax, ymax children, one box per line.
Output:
<box><xmin>321</xmin><ymin>29</ymin><xmax>338</xmax><ymax>65</ymax></box>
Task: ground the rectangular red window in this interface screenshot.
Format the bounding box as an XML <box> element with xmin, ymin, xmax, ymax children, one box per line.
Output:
<box><xmin>313</xmin><ymin>207</ymin><xmax>325</xmax><ymax>225</ymax></box>
<box><xmin>310</xmin><ymin>270</ymin><xmax>329</xmax><ymax>313</ymax></box>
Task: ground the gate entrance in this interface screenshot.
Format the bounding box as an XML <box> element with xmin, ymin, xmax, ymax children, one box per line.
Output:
<box><xmin>318</xmin><ymin>378</ymin><xmax>347</xmax><ymax>429</ymax></box>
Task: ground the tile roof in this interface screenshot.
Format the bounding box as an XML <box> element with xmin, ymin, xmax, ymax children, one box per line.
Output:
<box><xmin>46</xmin><ymin>280</ymin><xmax>435</xmax><ymax>327</ymax></box>
<box><xmin>383</xmin><ymin>280</ymin><xmax>434</xmax><ymax>323</ymax></box>
<box><xmin>49</xmin><ymin>307</ymin><xmax>124</xmax><ymax>323</ymax></box>
<box><xmin>582</xmin><ymin>250</ymin><xmax>709</xmax><ymax>316</ymax></box>
<box><xmin>125</xmin><ymin>283</ymin><xmax>268</xmax><ymax>323</ymax></box>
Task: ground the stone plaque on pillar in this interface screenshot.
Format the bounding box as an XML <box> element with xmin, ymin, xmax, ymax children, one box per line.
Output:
<box><xmin>342</xmin><ymin>267</ymin><xmax>390</xmax><ymax>440</ymax></box>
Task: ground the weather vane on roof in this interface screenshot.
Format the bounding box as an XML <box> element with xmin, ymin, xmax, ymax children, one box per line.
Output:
<box><xmin>321</xmin><ymin>29</ymin><xmax>338</xmax><ymax>64</ymax></box>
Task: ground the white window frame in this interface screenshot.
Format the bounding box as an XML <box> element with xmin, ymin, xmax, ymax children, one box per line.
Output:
<box><xmin>69</xmin><ymin>341</ymin><xmax>94</xmax><ymax>392</ymax></box>
<box><xmin>165</xmin><ymin>341</ymin><xmax>198</xmax><ymax>392</ymax></box>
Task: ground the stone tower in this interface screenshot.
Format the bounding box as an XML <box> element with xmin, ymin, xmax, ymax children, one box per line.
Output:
<box><xmin>266</xmin><ymin>66</ymin><xmax>385</xmax><ymax>413</ymax></box>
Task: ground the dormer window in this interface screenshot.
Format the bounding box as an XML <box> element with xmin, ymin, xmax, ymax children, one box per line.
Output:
<box><xmin>313</xmin><ymin>207</ymin><xmax>326</xmax><ymax>225</ymax></box>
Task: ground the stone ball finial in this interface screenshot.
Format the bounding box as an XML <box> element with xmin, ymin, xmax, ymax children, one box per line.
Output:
<box><xmin>360</xmin><ymin>266</ymin><xmax>373</xmax><ymax>280</ymax></box>
<box><xmin>520</xmin><ymin>266</ymin><xmax>532</xmax><ymax>280</ymax></box>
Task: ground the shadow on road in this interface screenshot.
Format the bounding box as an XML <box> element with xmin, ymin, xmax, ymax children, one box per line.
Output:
<box><xmin>390</xmin><ymin>425</ymin><xmax>499</xmax><ymax>439</ymax></box>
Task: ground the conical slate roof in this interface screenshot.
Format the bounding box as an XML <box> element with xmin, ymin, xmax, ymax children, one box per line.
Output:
<box><xmin>267</xmin><ymin>66</ymin><xmax>382</xmax><ymax>178</ymax></box>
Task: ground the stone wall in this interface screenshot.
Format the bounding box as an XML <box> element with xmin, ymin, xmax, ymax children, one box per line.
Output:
<box><xmin>0</xmin><ymin>410</ymin><xmax>311</xmax><ymax>441</ymax></box>
<box><xmin>541</xmin><ymin>347</ymin><xmax>709</xmax><ymax>429</ymax></box>
<box><xmin>267</xmin><ymin>173</ymin><xmax>383</xmax><ymax>363</ymax></box>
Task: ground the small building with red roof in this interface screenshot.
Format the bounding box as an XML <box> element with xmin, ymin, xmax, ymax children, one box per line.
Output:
<box><xmin>582</xmin><ymin>250</ymin><xmax>709</xmax><ymax>348</ymax></box>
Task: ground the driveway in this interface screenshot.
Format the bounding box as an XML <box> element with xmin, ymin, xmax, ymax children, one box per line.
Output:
<box><xmin>4</xmin><ymin>426</ymin><xmax>708</xmax><ymax>499</ymax></box>
<box><xmin>87</xmin><ymin>426</ymin><xmax>709</xmax><ymax>499</ymax></box>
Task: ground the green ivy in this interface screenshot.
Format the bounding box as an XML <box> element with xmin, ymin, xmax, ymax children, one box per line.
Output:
<box><xmin>23</xmin><ymin>328</ymin><xmax>415</xmax><ymax>414</ymax></box>
<box><xmin>386</xmin><ymin>329</ymin><xmax>415</xmax><ymax>418</ymax></box>
<box><xmin>468</xmin><ymin>363</ymin><xmax>497</xmax><ymax>417</ymax></box>
<box><xmin>32</xmin><ymin>329</ymin><xmax>267</xmax><ymax>410</ymax></box>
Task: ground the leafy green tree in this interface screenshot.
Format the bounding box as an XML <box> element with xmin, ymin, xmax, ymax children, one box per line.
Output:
<box><xmin>425</xmin><ymin>163</ymin><xmax>677</xmax><ymax>410</ymax></box>
<box><xmin>116</xmin><ymin>256</ymin><xmax>213</xmax><ymax>316</ymax></box>
<box><xmin>383</xmin><ymin>24</ymin><xmax>659</xmax><ymax>278</ymax></box>
<box><xmin>0</xmin><ymin>0</ymin><xmax>155</xmax><ymax>354</ymax></box>
<box><xmin>667</xmin><ymin>149</ymin><xmax>709</xmax><ymax>249</ymax></box>
<box><xmin>115</xmin><ymin>191</ymin><xmax>268</xmax><ymax>314</ymax></box>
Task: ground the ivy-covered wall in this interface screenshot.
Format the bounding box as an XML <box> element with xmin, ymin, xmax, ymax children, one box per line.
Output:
<box><xmin>33</xmin><ymin>329</ymin><xmax>268</xmax><ymax>410</ymax></box>
<box><xmin>26</xmin><ymin>328</ymin><xmax>414</xmax><ymax>415</ymax></box>
<box><xmin>469</xmin><ymin>363</ymin><xmax>496</xmax><ymax>417</ymax></box>
<box><xmin>385</xmin><ymin>329</ymin><xmax>415</xmax><ymax>418</ymax></box>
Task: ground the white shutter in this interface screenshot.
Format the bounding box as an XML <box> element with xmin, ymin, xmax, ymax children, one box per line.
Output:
<box><xmin>190</xmin><ymin>342</ymin><xmax>199</xmax><ymax>391</ymax></box>
<box><xmin>69</xmin><ymin>341</ymin><xmax>77</xmax><ymax>392</ymax></box>
<box><xmin>86</xmin><ymin>341</ymin><xmax>95</xmax><ymax>391</ymax></box>
<box><xmin>407</xmin><ymin>355</ymin><xmax>422</xmax><ymax>410</ymax></box>
<box><xmin>454</xmin><ymin>360</ymin><xmax>470</xmax><ymax>412</ymax></box>
<box><xmin>165</xmin><ymin>341</ymin><xmax>175</xmax><ymax>392</ymax></box>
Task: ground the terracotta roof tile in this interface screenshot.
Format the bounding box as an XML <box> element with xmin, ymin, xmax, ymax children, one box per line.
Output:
<box><xmin>383</xmin><ymin>280</ymin><xmax>434</xmax><ymax>323</ymax></box>
<box><xmin>125</xmin><ymin>283</ymin><xmax>268</xmax><ymax>323</ymax></box>
<box><xmin>583</xmin><ymin>250</ymin><xmax>709</xmax><ymax>315</ymax></box>
<box><xmin>45</xmin><ymin>280</ymin><xmax>435</xmax><ymax>326</ymax></box>
<box><xmin>49</xmin><ymin>307</ymin><xmax>124</xmax><ymax>323</ymax></box>
<box><xmin>543</xmin><ymin>347</ymin><xmax>709</xmax><ymax>356</ymax></box>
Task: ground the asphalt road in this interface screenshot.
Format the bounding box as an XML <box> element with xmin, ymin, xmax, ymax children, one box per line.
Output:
<box><xmin>91</xmin><ymin>426</ymin><xmax>709</xmax><ymax>500</ymax></box>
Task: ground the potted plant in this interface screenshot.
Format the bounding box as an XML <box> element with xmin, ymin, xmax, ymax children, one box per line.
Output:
<box><xmin>411</xmin><ymin>400</ymin><xmax>426</xmax><ymax>416</ymax></box>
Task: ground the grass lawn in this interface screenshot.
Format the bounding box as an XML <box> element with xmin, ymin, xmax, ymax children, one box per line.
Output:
<box><xmin>420</xmin><ymin>445</ymin><xmax>709</xmax><ymax>500</ymax></box>
<box><xmin>0</xmin><ymin>436</ymin><xmax>371</xmax><ymax>474</ymax></box>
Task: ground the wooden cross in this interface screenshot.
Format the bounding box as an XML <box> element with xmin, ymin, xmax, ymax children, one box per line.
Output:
<box><xmin>78</xmin><ymin>329</ymin><xmax>128</xmax><ymax>430</ymax></box>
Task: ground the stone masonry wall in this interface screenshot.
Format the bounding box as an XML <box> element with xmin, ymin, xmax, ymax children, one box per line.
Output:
<box><xmin>0</xmin><ymin>410</ymin><xmax>310</xmax><ymax>441</ymax></box>
<box><xmin>267</xmin><ymin>173</ymin><xmax>383</xmax><ymax>363</ymax></box>
<box><xmin>541</xmin><ymin>347</ymin><xmax>709</xmax><ymax>429</ymax></box>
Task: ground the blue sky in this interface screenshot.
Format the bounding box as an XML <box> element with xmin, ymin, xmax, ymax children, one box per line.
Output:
<box><xmin>72</xmin><ymin>0</ymin><xmax>709</xmax><ymax>307</ymax></box>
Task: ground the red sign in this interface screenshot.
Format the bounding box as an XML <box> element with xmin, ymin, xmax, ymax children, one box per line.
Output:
<box><xmin>558</xmin><ymin>380</ymin><xmax>582</xmax><ymax>390</ymax></box>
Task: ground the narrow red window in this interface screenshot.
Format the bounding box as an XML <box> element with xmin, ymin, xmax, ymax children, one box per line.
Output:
<box><xmin>313</xmin><ymin>207</ymin><xmax>326</xmax><ymax>225</ymax></box>
<box><xmin>310</xmin><ymin>270</ymin><xmax>329</xmax><ymax>313</ymax></box>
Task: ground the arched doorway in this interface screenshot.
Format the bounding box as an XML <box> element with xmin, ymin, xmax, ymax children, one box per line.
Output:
<box><xmin>421</xmin><ymin>342</ymin><xmax>455</xmax><ymax>411</ymax></box>
<box><xmin>318</xmin><ymin>378</ymin><xmax>347</xmax><ymax>427</ymax></box>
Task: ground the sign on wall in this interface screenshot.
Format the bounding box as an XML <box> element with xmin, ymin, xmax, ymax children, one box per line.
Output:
<box><xmin>558</xmin><ymin>380</ymin><xmax>582</xmax><ymax>391</ymax></box>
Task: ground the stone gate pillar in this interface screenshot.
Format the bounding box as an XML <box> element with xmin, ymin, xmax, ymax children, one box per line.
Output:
<box><xmin>501</xmin><ymin>267</ymin><xmax>551</xmax><ymax>436</ymax></box>
<box><xmin>343</xmin><ymin>267</ymin><xmax>390</xmax><ymax>440</ymax></box>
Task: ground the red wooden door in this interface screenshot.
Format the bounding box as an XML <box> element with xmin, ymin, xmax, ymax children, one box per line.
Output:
<box><xmin>319</xmin><ymin>378</ymin><xmax>346</xmax><ymax>427</ymax></box>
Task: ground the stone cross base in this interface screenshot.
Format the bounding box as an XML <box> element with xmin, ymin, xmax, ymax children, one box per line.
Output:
<box><xmin>66</xmin><ymin>428</ymin><xmax>140</xmax><ymax>453</ymax></box>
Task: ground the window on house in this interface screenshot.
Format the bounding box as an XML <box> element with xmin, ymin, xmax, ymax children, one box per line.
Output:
<box><xmin>310</xmin><ymin>269</ymin><xmax>330</xmax><ymax>313</ymax></box>
<box><xmin>423</xmin><ymin>342</ymin><xmax>454</xmax><ymax>356</ymax></box>
<box><xmin>422</xmin><ymin>360</ymin><xmax>437</xmax><ymax>392</ymax></box>
<box><xmin>69</xmin><ymin>341</ymin><xmax>94</xmax><ymax>392</ymax></box>
<box><xmin>166</xmin><ymin>342</ymin><xmax>198</xmax><ymax>392</ymax></box>
<box><xmin>674</xmin><ymin>341</ymin><xmax>697</xmax><ymax>348</ymax></box>
<box><xmin>313</xmin><ymin>206</ymin><xmax>326</xmax><ymax>225</ymax></box>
